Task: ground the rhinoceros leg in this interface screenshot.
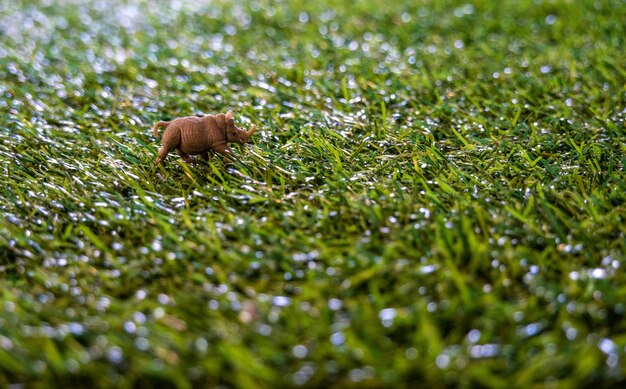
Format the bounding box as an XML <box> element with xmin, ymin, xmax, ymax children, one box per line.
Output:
<box><xmin>200</xmin><ymin>152</ymin><xmax>210</xmax><ymax>161</ymax></box>
<box><xmin>155</xmin><ymin>126</ymin><xmax>181</xmax><ymax>166</ymax></box>
<box><xmin>176</xmin><ymin>149</ymin><xmax>193</xmax><ymax>164</ymax></box>
<box><xmin>213</xmin><ymin>144</ymin><xmax>234</xmax><ymax>157</ymax></box>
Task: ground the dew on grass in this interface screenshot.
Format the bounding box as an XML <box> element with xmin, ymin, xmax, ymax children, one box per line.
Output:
<box><xmin>330</xmin><ymin>332</ymin><xmax>345</xmax><ymax>346</ymax></box>
<box><xmin>292</xmin><ymin>344</ymin><xmax>308</xmax><ymax>358</ymax></box>
<box><xmin>590</xmin><ymin>268</ymin><xmax>608</xmax><ymax>279</ymax></box>
<box><xmin>257</xmin><ymin>324</ymin><xmax>272</xmax><ymax>337</ymax></box>
<box><xmin>540</xmin><ymin>65</ymin><xmax>552</xmax><ymax>73</ymax></box>
<box><xmin>467</xmin><ymin>329</ymin><xmax>481</xmax><ymax>343</ymax></box>
<box><xmin>5</xmin><ymin>301</ymin><xmax>16</xmax><ymax>313</ymax></box>
<box><xmin>378</xmin><ymin>308</ymin><xmax>397</xmax><ymax>328</ymax></box>
<box><xmin>133</xmin><ymin>312</ymin><xmax>147</xmax><ymax>325</ymax></box>
<box><xmin>349</xmin><ymin>368</ymin><xmax>367</xmax><ymax>382</ymax></box>
<box><xmin>570</xmin><ymin>266</ymin><xmax>614</xmax><ymax>281</ymax></box>
<box><xmin>469</xmin><ymin>344</ymin><xmax>500</xmax><ymax>358</ymax></box>
<box><xmin>293</xmin><ymin>363</ymin><xmax>315</xmax><ymax>385</ymax></box>
<box><xmin>328</xmin><ymin>298</ymin><xmax>342</xmax><ymax>311</ymax></box>
<box><xmin>151</xmin><ymin>239</ymin><xmax>163</xmax><ymax>252</ymax></box>
<box><xmin>599</xmin><ymin>338</ymin><xmax>616</xmax><ymax>354</ymax></box>
<box><xmin>153</xmin><ymin>307</ymin><xmax>165</xmax><ymax>320</ymax></box>
<box><xmin>135</xmin><ymin>337</ymin><xmax>150</xmax><ymax>351</ymax></box>
<box><xmin>107</xmin><ymin>346</ymin><xmax>123</xmax><ymax>364</ymax></box>
<box><xmin>6</xmin><ymin>214</ymin><xmax>22</xmax><ymax>225</ymax></box>
<box><xmin>157</xmin><ymin>294</ymin><xmax>171</xmax><ymax>305</ymax></box>
<box><xmin>68</xmin><ymin>322</ymin><xmax>85</xmax><ymax>336</ymax></box>
<box><xmin>436</xmin><ymin>353</ymin><xmax>450</xmax><ymax>368</ymax></box>
<box><xmin>420</xmin><ymin>264</ymin><xmax>438</xmax><ymax>274</ymax></box>
<box><xmin>518</xmin><ymin>322</ymin><xmax>543</xmax><ymax>337</ymax></box>
<box><xmin>272</xmin><ymin>296</ymin><xmax>291</xmax><ymax>307</ymax></box>
<box><xmin>124</xmin><ymin>321</ymin><xmax>136</xmax><ymax>334</ymax></box>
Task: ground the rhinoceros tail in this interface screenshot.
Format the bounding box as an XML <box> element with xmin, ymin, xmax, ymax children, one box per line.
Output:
<box><xmin>153</xmin><ymin>121</ymin><xmax>171</xmax><ymax>138</ymax></box>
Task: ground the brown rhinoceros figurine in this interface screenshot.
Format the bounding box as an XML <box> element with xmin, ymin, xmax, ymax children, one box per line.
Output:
<box><xmin>152</xmin><ymin>110</ymin><xmax>256</xmax><ymax>166</ymax></box>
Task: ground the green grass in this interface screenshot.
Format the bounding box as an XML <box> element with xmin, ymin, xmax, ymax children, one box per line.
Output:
<box><xmin>1</xmin><ymin>0</ymin><xmax>626</xmax><ymax>387</ymax></box>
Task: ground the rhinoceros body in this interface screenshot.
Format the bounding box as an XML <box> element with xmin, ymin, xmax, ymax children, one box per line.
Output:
<box><xmin>153</xmin><ymin>111</ymin><xmax>256</xmax><ymax>166</ymax></box>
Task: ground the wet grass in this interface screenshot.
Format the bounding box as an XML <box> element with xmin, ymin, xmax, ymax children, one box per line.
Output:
<box><xmin>1</xmin><ymin>0</ymin><xmax>626</xmax><ymax>387</ymax></box>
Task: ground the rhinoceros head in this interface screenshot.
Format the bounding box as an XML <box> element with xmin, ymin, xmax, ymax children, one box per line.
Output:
<box><xmin>225</xmin><ymin>110</ymin><xmax>256</xmax><ymax>144</ymax></box>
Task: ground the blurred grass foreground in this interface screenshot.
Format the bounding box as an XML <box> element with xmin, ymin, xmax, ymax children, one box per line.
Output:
<box><xmin>1</xmin><ymin>0</ymin><xmax>626</xmax><ymax>387</ymax></box>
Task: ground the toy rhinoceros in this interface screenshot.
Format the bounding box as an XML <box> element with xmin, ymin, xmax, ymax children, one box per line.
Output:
<box><xmin>152</xmin><ymin>110</ymin><xmax>256</xmax><ymax>166</ymax></box>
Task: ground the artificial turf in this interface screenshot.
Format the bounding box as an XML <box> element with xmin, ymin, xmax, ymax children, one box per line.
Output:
<box><xmin>1</xmin><ymin>0</ymin><xmax>626</xmax><ymax>387</ymax></box>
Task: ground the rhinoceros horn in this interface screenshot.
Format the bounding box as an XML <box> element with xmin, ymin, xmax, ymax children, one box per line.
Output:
<box><xmin>246</xmin><ymin>124</ymin><xmax>257</xmax><ymax>140</ymax></box>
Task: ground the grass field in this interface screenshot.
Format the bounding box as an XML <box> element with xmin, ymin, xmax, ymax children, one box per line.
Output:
<box><xmin>1</xmin><ymin>0</ymin><xmax>626</xmax><ymax>387</ymax></box>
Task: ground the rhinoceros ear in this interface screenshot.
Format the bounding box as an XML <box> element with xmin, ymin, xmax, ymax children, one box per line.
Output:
<box><xmin>225</xmin><ymin>110</ymin><xmax>233</xmax><ymax>121</ymax></box>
